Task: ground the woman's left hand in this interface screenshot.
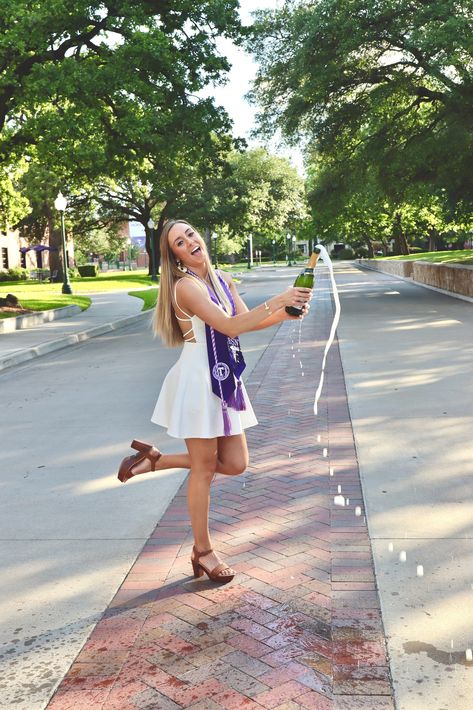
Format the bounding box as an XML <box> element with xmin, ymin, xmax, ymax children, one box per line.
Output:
<box><xmin>281</xmin><ymin>302</ymin><xmax>311</xmax><ymax>321</ymax></box>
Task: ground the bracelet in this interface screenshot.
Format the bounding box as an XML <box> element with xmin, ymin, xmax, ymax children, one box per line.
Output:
<box><xmin>263</xmin><ymin>301</ymin><xmax>272</xmax><ymax>315</ymax></box>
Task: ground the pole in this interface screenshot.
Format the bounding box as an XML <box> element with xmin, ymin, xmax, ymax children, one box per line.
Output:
<box><xmin>272</xmin><ymin>240</ymin><xmax>276</xmax><ymax>264</ymax></box>
<box><xmin>60</xmin><ymin>211</ymin><xmax>72</xmax><ymax>294</ymax></box>
<box><xmin>247</xmin><ymin>233</ymin><xmax>253</xmax><ymax>269</ymax></box>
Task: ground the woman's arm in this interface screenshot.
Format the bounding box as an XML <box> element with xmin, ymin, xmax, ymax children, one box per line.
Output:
<box><xmin>220</xmin><ymin>270</ymin><xmax>310</xmax><ymax>331</ymax></box>
<box><xmin>175</xmin><ymin>277</ymin><xmax>311</xmax><ymax>339</ymax></box>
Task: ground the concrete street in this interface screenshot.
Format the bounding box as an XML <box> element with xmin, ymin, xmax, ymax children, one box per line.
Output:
<box><xmin>336</xmin><ymin>263</ymin><xmax>473</xmax><ymax>710</ymax></box>
<box><xmin>0</xmin><ymin>274</ymin><xmax>293</xmax><ymax>710</ymax></box>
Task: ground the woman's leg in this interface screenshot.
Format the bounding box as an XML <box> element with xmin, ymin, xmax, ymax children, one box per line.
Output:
<box><xmin>126</xmin><ymin>433</ymin><xmax>249</xmax><ymax>477</ymax></box>
<box><xmin>186</xmin><ymin>437</ymin><xmax>234</xmax><ymax>577</ymax></box>
<box><xmin>216</xmin><ymin>433</ymin><xmax>249</xmax><ymax>476</ymax></box>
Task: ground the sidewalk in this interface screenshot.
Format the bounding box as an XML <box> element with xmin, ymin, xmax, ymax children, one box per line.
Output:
<box><xmin>46</xmin><ymin>277</ymin><xmax>394</xmax><ymax>709</ymax></box>
<box><xmin>0</xmin><ymin>290</ymin><xmax>150</xmax><ymax>371</ymax></box>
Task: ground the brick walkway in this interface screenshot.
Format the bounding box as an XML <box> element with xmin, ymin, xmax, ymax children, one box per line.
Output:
<box><xmin>47</xmin><ymin>283</ymin><xmax>395</xmax><ymax>710</ymax></box>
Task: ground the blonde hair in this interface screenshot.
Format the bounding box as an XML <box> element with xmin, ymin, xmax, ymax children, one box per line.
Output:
<box><xmin>153</xmin><ymin>219</ymin><xmax>233</xmax><ymax>347</ymax></box>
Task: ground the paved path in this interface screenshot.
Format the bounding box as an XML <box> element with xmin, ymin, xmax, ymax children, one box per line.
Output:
<box><xmin>0</xmin><ymin>291</ymin><xmax>147</xmax><ymax>370</ymax></box>
<box><xmin>335</xmin><ymin>263</ymin><xmax>473</xmax><ymax>710</ymax></box>
<box><xmin>0</xmin><ymin>273</ymin><xmax>310</xmax><ymax>710</ymax></box>
<box><xmin>46</xmin><ymin>270</ymin><xmax>394</xmax><ymax>710</ymax></box>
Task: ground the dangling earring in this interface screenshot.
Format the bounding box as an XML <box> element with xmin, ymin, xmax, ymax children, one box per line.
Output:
<box><xmin>176</xmin><ymin>259</ymin><xmax>188</xmax><ymax>273</ymax></box>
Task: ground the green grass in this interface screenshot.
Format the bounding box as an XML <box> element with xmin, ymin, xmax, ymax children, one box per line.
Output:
<box><xmin>382</xmin><ymin>249</ymin><xmax>473</xmax><ymax>265</ymax></box>
<box><xmin>129</xmin><ymin>288</ymin><xmax>158</xmax><ymax>311</ymax></box>
<box><xmin>0</xmin><ymin>294</ymin><xmax>91</xmax><ymax>319</ymax></box>
<box><xmin>0</xmin><ymin>269</ymin><xmax>155</xmax><ymax>296</ymax></box>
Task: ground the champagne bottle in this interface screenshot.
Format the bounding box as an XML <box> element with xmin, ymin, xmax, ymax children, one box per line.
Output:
<box><xmin>285</xmin><ymin>250</ymin><xmax>319</xmax><ymax>316</ymax></box>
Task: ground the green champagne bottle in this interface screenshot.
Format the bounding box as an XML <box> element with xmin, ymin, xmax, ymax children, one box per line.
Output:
<box><xmin>285</xmin><ymin>250</ymin><xmax>319</xmax><ymax>316</ymax></box>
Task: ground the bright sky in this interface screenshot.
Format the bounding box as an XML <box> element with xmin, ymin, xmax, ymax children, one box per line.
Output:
<box><xmin>203</xmin><ymin>0</ymin><xmax>304</xmax><ymax>174</ymax></box>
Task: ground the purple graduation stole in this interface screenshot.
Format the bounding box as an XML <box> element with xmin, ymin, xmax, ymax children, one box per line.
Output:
<box><xmin>187</xmin><ymin>269</ymin><xmax>246</xmax><ymax>436</ymax></box>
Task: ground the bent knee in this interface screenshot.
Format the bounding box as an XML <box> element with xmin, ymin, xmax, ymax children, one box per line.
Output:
<box><xmin>228</xmin><ymin>460</ymin><xmax>248</xmax><ymax>476</ymax></box>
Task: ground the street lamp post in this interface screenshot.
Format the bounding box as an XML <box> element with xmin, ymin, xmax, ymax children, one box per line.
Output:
<box><xmin>286</xmin><ymin>233</ymin><xmax>291</xmax><ymax>266</ymax></box>
<box><xmin>247</xmin><ymin>233</ymin><xmax>253</xmax><ymax>269</ymax></box>
<box><xmin>272</xmin><ymin>239</ymin><xmax>276</xmax><ymax>264</ymax></box>
<box><xmin>211</xmin><ymin>232</ymin><xmax>218</xmax><ymax>268</ymax></box>
<box><xmin>292</xmin><ymin>235</ymin><xmax>297</xmax><ymax>264</ymax></box>
<box><xmin>147</xmin><ymin>218</ymin><xmax>158</xmax><ymax>282</ymax></box>
<box><xmin>54</xmin><ymin>192</ymin><xmax>72</xmax><ymax>295</ymax></box>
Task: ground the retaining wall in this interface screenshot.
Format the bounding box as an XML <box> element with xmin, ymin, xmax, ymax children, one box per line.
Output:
<box><xmin>357</xmin><ymin>259</ymin><xmax>414</xmax><ymax>277</ymax></box>
<box><xmin>413</xmin><ymin>261</ymin><xmax>473</xmax><ymax>299</ymax></box>
<box><xmin>357</xmin><ymin>259</ymin><xmax>473</xmax><ymax>300</ymax></box>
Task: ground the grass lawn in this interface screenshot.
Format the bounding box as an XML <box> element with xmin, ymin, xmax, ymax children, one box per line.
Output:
<box><xmin>0</xmin><ymin>270</ymin><xmax>151</xmax><ymax>319</ymax></box>
<box><xmin>129</xmin><ymin>288</ymin><xmax>158</xmax><ymax>311</ymax></box>
<box><xmin>0</xmin><ymin>294</ymin><xmax>91</xmax><ymax>319</ymax></box>
<box><xmin>382</xmin><ymin>249</ymin><xmax>473</xmax><ymax>265</ymax></box>
<box><xmin>0</xmin><ymin>269</ymin><xmax>155</xmax><ymax>296</ymax></box>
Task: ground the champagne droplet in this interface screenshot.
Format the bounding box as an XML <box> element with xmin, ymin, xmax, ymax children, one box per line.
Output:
<box><xmin>416</xmin><ymin>565</ymin><xmax>424</xmax><ymax>577</ymax></box>
<box><xmin>388</xmin><ymin>542</ymin><xmax>394</xmax><ymax>552</ymax></box>
<box><xmin>317</xmin><ymin>435</ymin><xmax>321</xmax><ymax>443</ymax></box>
<box><xmin>323</xmin><ymin>448</ymin><xmax>328</xmax><ymax>457</ymax></box>
<box><xmin>329</xmin><ymin>466</ymin><xmax>334</xmax><ymax>476</ymax></box>
<box><xmin>355</xmin><ymin>506</ymin><xmax>361</xmax><ymax>516</ymax></box>
<box><xmin>399</xmin><ymin>551</ymin><xmax>407</xmax><ymax>562</ymax></box>
<box><xmin>466</xmin><ymin>649</ymin><xmax>473</xmax><ymax>662</ymax></box>
<box><xmin>337</xmin><ymin>485</ymin><xmax>341</xmax><ymax>493</ymax></box>
<box><xmin>334</xmin><ymin>495</ymin><xmax>345</xmax><ymax>506</ymax></box>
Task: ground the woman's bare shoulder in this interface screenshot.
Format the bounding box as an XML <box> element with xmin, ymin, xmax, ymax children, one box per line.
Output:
<box><xmin>174</xmin><ymin>276</ymin><xmax>206</xmax><ymax>299</ymax></box>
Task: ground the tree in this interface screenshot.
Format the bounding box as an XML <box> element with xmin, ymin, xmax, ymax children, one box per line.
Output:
<box><xmin>2</xmin><ymin>1</ymin><xmax>242</xmax><ymax>276</ymax></box>
<box><xmin>0</xmin><ymin>1</ymin><xmax>241</xmax><ymax>159</ymax></box>
<box><xmin>199</xmin><ymin>147</ymin><xmax>308</xmax><ymax>257</ymax></box>
<box><xmin>249</xmin><ymin>0</ymin><xmax>473</xmax><ymax>205</ymax></box>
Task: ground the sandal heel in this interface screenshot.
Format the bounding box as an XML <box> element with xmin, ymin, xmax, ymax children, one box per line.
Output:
<box><xmin>131</xmin><ymin>439</ymin><xmax>152</xmax><ymax>453</ymax></box>
<box><xmin>192</xmin><ymin>560</ymin><xmax>204</xmax><ymax>578</ymax></box>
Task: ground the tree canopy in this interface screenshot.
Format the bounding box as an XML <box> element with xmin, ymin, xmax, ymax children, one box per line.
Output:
<box><xmin>249</xmin><ymin>0</ymin><xmax>473</xmax><ymax>253</ymax></box>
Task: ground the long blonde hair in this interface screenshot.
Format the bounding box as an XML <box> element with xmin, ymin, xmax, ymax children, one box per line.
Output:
<box><xmin>153</xmin><ymin>219</ymin><xmax>233</xmax><ymax>346</ymax></box>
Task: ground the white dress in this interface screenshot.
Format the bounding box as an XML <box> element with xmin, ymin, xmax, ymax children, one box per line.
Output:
<box><xmin>151</xmin><ymin>283</ymin><xmax>258</xmax><ymax>439</ymax></box>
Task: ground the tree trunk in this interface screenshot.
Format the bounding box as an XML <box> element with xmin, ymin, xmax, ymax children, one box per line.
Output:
<box><xmin>366</xmin><ymin>239</ymin><xmax>375</xmax><ymax>258</ymax></box>
<box><xmin>428</xmin><ymin>229</ymin><xmax>438</xmax><ymax>251</ymax></box>
<box><xmin>46</xmin><ymin>203</ymin><xmax>63</xmax><ymax>280</ymax></box>
<box><xmin>155</xmin><ymin>206</ymin><xmax>171</xmax><ymax>273</ymax></box>
<box><xmin>392</xmin><ymin>212</ymin><xmax>409</xmax><ymax>255</ymax></box>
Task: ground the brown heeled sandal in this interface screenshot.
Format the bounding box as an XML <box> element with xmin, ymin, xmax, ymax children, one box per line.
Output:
<box><xmin>191</xmin><ymin>545</ymin><xmax>235</xmax><ymax>583</ymax></box>
<box><xmin>117</xmin><ymin>439</ymin><xmax>162</xmax><ymax>483</ymax></box>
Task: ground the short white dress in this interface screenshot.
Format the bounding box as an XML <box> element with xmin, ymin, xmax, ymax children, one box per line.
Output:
<box><xmin>151</xmin><ymin>281</ymin><xmax>258</xmax><ymax>439</ymax></box>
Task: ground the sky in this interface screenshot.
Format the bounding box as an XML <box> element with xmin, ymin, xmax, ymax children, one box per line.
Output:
<box><xmin>202</xmin><ymin>0</ymin><xmax>304</xmax><ymax>174</ymax></box>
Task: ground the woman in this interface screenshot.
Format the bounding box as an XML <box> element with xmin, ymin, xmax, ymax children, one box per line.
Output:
<box><xmin>117</xmin><ymin>220</ymin><xmax>312</xmax><ymax>583</ymax></box>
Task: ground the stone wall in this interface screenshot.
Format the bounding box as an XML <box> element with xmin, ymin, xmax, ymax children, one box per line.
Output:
<box><xmin>357</xmin><ymin>258</ymin><xmax>473</xmax><ymax>299</ymax></box>
<box><xmin>356</xmin><ymin>259</ymin><xmax>414</xmax><ymax>277</ymax></box>
<box><xmin>413</xmin><ymin>261</ymin><xmax>473</xmax><ymax>298</ymax></box>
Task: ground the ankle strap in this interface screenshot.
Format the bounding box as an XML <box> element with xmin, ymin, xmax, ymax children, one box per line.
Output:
<box><xmin>193</xmin><ymin>545</ymin><xmax>213</xmax><ymax>558</ymax></box>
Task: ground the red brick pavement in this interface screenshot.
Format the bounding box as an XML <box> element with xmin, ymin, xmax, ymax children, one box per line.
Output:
<box><xmin>47</xmin><ymin>289</ymin><xmax>394</xmax><ymax>710</ymax></box>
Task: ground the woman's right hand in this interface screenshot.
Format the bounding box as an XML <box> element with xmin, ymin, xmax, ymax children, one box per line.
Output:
<box><xmin>274</xmin><ymin>286</ymin><xmax>313</xmax><ymax>310</ymax></box>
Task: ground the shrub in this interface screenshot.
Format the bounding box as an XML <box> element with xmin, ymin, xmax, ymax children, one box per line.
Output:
<box><xmin>0</xmin><ymin>267</ymin><xmax>28</xmax><ymax>282</ymax></box>
<box><xmin>335</xmin><ymin>247</ymin><xmax>355</xmax><ymax>260</ymax></box>
<box><xmin>78</xmin><ymin>264</ymin><xmax>99</xmax><ymax>277</ymax></box>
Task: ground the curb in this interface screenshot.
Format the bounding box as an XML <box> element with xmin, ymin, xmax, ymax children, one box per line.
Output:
<box><xmin>355</xmin><ymin>261</ymin><xmax>473</xmax><ymax>304</ymax></box>
<box><xmin>0</xmin><ymin>304</ymin><xmax>82</xmax><ymax>333</ymax></box>
<box><xmin>0</xmin><ymin>309</ymin><xmax>151</xmax><ymax>373</ymax></box>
